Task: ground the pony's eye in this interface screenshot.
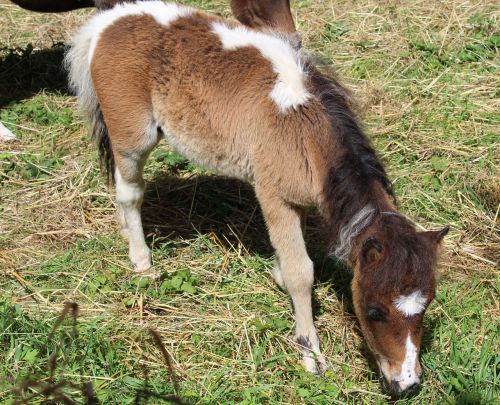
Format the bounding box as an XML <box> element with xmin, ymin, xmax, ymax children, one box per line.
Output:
<box><xmin>367</xmin><ymin>307</ymin><xmax>387</xmax><ymax>322</ymax></box>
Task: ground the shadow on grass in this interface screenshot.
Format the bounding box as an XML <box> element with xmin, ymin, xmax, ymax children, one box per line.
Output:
<box><xmin>141</xmin><ymin>172</ymin><xmax>353</xmax><ymax>302</ymax></box>
<box><xmin>140</xmin><ymin>172</ymin><xmax>442</xmax><ymax>396</ymax></box>
<box><xmin>141</xmin><ymin>171</ymin><xmax>356</xmax><ymax>320</ymax></box>
<box><xmin>0</xmin><ymin>43</ymin><xmax>68</xmax><ymax>108</ymax></box>
<box><xmin>141</xmin><ymin>174</ymin><xmax>272</xmax><ymax>256</ymax></box>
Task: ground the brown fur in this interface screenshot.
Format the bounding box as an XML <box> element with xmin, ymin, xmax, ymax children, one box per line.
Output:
<box><xmin>93</xmin><ymin>12</ymin><xmax>325</xmax><ymax>199</ymax></box>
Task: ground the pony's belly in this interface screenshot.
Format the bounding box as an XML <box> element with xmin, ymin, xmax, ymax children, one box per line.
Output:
<box><xmin>160</xmin><ymin>126</ymin><xmax>254</xmax><ymax>181</ymax></box>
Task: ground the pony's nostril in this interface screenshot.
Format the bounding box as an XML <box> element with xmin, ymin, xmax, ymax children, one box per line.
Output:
<box><xmin>389</xmin><ymin>380</ymin><xmax>401</xmax><ymax>394</ymax></box>
<box><xmin>388</xmin><ymin>380</ymin><xmax>420</xmax><ymax>396</ymax></box>
<box><xmin>406</xmin><ymin>382</ymin><xmax>420</xmax><ymax>393</ymax></box>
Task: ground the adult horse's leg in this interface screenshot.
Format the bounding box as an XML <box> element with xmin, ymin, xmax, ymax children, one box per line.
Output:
<box><xmin>10</xmin><ymin>0</ymin><xmax>132</xmax><ymax>12</ymax></box>
<box><xmin>255</xmin><ymin>186</ymin><xmax>327</xmax><ymax>375</ymax></box>
<box><xmin>10</xmin><ymin>0</ymin><xmax>94</xmax><ymax>12</ymax></box>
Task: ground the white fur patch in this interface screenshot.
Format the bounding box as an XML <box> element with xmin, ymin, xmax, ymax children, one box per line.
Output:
<box><xmin>78</xmin><ymin>1</ymin><xmax>193</xmax><ymax>63</ymax></box>
<box><xmin>394</xmin><ymin>291</ymin><xmax>427</xmax><ymax>317</ymax></box>
<box><xmin>115</xmin><ymin>169</ymin><xmax>144</xmax><ymax>205</ymax></box>
<box><xmin>395</xmin><ymin>335</ymin><xmax>420</xmax><ymax>391</ymax></box>
<box><xmin>211</xmin><ymin>22</ymin><xmax>310</xmax><ymax>113</ymax></box>
<box><xmin>334</xmin><ymin>204</ymin><xmax>377</xmax><ymax>260</ymax></box>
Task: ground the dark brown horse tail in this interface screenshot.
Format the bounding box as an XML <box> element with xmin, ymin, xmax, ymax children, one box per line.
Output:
<box><xmin>91</xmin><ymin>104</ymin><xmax>115</xmax><ymax>183</ymax></box>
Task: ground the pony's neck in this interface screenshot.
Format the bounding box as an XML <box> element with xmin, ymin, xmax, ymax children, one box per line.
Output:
<box><xmin>324</xmin><ymin>180</ymin><xmax>397</xmax><ymax>261</ymax></box>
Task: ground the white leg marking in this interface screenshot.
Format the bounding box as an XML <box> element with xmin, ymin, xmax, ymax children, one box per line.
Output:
<box><xmin>0</xmin><ymin>122</ymin><xmax>17</xmax><ymax>141</ymax></box>
<box><xmin>115</xmin><ymin>169</ymin><xmax>151</xmax><ymax>272</ymax></box>
<box><xmin>280</xmin><ymin>256</ymin><xmax>327</xmax><ymax>375</ymax></box>
<box><xmin>291</xmin><ymin>266</ymin><xmax>328</xmax><ymax>376</ymax></box>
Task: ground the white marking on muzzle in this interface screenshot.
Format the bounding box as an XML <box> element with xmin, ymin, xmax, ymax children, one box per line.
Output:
<box><xmin>394</xmin><ymin>290</ymin><xmax>426</xmax><ymax>317</ymax></box>
<box><xmin>395</xmin><ymin>334</ymin><xmax>420</xmax><ymax>391</ymax></box>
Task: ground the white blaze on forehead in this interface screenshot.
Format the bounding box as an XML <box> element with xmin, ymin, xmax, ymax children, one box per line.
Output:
<box><xmin>211</xmin><ymin>22</ymin><xmax>310</xmax><ymax>113</ymax></box>
<box><xmin>395</xmin><ymin>334</ymin><xmax>420</xmax><ymax>391</ymax></box>
<box><xmin>78</xmin><ymin>1</ymin><xmax>194</xmax><ymax>63</ymax></box>
<box><xmin>394</xmin><ymin>290</ymin><xmax>427</xmax><ymax>317</ymax></box>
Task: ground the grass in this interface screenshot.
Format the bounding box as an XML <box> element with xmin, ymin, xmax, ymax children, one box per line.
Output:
<box><xmin>0</xmin><ymin>0</ymin><xmax>498</xmax><ymax>403</ymax></box>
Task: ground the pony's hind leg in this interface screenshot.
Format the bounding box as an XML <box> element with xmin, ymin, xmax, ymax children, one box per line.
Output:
<box><xmin>256</xmin><ymin>187</ymin><xmax>328</xmax><ymax>375</ymax></box>
<box><xmin>115</xmin><ymin>163</ymin><xmax>150</xmax><ymax>272</ymax></box>
<box><xmin>110</xmin><ymin>121</ymin><xmax>159</xmax><ymax>272</ymax></box>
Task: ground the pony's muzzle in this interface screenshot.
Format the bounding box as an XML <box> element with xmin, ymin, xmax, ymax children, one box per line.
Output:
<box><xmin>388</xmin><ymin>373</ymin><xmax>422</xmax><ymax>397</ymax></box>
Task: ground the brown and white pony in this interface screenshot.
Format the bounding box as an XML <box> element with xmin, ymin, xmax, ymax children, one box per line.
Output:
<box><xmin>65</xmin><ymin>1</ymin><xmax>448</xmax><ymax>395</ymax></box>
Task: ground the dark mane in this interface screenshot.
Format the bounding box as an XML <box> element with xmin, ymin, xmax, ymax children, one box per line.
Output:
<box><xmin>307</xmin><ymin>65</ymin><xmax>395</xmax><ymax>249</ymax></box>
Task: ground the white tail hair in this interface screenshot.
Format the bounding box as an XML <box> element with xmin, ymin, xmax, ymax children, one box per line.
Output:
<box><xmin>64</xmin><ymin>20</ymin><xmax>113</xmax><ymax>180</ymax></box>
<box><xmin>64</xmin><ymin>18</ymin><xmax>98</xmax><ymax>124</ymax></box>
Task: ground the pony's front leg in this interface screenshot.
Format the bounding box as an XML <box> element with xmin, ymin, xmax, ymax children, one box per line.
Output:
<box><xmin>115</xmin><ymin>158</ymin><xmax>151</xmax><ymax>272</ymax></box>
<box><xmin>256</xmin><ymin>187</ymin><xmax>328</xmax><ymax>375</ymax></box>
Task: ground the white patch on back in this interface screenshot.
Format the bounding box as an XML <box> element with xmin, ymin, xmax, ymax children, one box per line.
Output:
<box><xmin>395</xmin><ymin>334</ymin><xmax>420</xmax><ymax>391</ymax></box>
<box><xmin>66</xmin><ymin>1</ymin><xmax>191</xmax><ymax>124</ymax></box>
<box><xmin>80</xmin><ymin>1</ymin><xmax>193</xmax><ymax>63</ymax></box>
<box><xmin>211</xmin><ymin>22</ymin><xmax>310</xmax><ymax>113</ymax></box>
<box><xmin>394</xmin><ymin>290</ymin><xmax>427</xmax><ymax>317</ymax></box>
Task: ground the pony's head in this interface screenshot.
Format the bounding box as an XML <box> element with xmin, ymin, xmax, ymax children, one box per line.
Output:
<box><xmin>350</xmin><ymin>214</ymin><xmax>448</xmax><ymax>395</ymax></box>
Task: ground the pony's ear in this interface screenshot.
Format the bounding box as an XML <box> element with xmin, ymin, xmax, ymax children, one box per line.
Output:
<box><xmin>361</xmin><ymin>237</ymin><xmax>384</xmax><ymax>267</ymax></box>
<box><xmin>230</xmin><ymin>0</ymin><xmax>296</xmax><ymax>34</ymax></box>
<box><xmin>422</xmin><ymin>226</ymin><xmax>450</xmax><ymax>245</ymax></box>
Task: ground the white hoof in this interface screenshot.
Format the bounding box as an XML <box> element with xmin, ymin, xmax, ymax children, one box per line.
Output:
<box><xmin>317</xmin><ymin>356</ymin><xmax>329</xmax><ymax>374</ymax></box>
<box><xmin>130</xmin><ymin>248</ymin><xmax>152</xmax><ymax>272</ymax></box>
<box><xmin>301</xmin><ymin>356</ymin><xmax>320</xmax><ymax>376</ymax></box>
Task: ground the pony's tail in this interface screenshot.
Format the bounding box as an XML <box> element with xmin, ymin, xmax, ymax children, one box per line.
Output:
<box><xmin>64</xmin><ymin>28</ymin><xmax>115</xmax><ymax>183</ymax></box>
